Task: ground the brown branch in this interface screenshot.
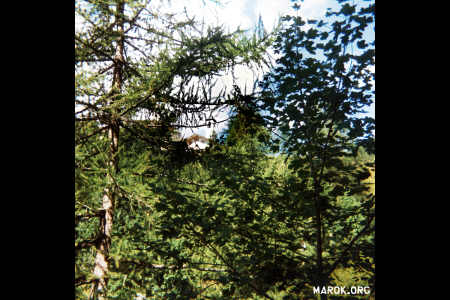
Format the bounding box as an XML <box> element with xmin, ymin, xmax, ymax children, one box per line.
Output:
<box><xmin>75</xmin><ymin>150</ymin><xmax>102</xmax><ymax>164</ymax></box>
<box><xmin>75</xmin><ymin>99</ymin><xmax>102</xmax><ymax>111</ymax></box>
<box><xmin>75</xmin><ymin>240</ymin><xmax>97</xmax><ymax>252</ymax></box>
<box><xmin>124</xmin><ymin>39</ymin><xmax>154</xmax><ymax>61</ymax></box>
<box><xmin>75</xmin><ymin>58</ymin><xmax>112</xmax><ymax>63</ymax></box>
<box><xmin>76</xmin><ymin>126</ymin><xmax>109</xmax><ymax>145</ymax></box>
<box><xmin>129</xmin><ymin>22</ymin><xmax>183</xmax><ymax>45</ymax></box>
<box><xmin>75</xmin><ymin>210</ymin><xmax>106</xmax><ymax>224</ymax></box>
<box><xmin>123</xmin><ymin>34</ymin><xmax>162</xmax><ymax>45</ymax></box>
<box><xmin>75</xmin><ymin>277</ymin><xmax>97</xmax><ymax>287</ymax></box>
<box><xmin>75</xmin><ymin>116</ymin><xmax>100</xmax><ymax>122</ymax></box>
<box><xmin>75</xmin><ymin>36</ymin><xmax>142</xmax><ymax>78</ymax></box>
<box><xmin>123</xmin><ymin>6</ymin><xmax>146</xmax><ymax>34</ymax></box>
<box><xmin>75</xmin><ymin>36</ymin><xmax>115</xmax><ymax>62</ymax></box>
<box><xmin>173</xmin><ymin>117</ymin><xmax>232</xmax><ymax>129</ymax></box>
<box><xmin>75</xmin><ymin>106</ymin><xmax>92</xmax><ymax>116</ymax></box>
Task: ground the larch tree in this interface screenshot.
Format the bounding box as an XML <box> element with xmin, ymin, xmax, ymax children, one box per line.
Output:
<box><xmin>75</xmin><ymin>0</ymin><xmax>272</xmax><ymax>298</ymax></box>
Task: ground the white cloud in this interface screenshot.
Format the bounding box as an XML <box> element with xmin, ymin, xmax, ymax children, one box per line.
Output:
<box><xmin>171</xmin><ymin>0</ymin><xmax>349</xmax><ymax>138</ymax></box>
<box><xmin>76</xmin><ymin>0</ymin><xmax>374</xmax><ymax>137</ymax></box>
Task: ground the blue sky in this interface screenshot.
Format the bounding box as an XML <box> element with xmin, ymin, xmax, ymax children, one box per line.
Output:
<box><xmin>168</xmin><ymin>0</ymin><xmax>374</xmax><ymax>137</ymax></box>
<box><xmin>76</xmin><ymin>0</ymin><xmax>374</xmax><ymax>137</ymax></box>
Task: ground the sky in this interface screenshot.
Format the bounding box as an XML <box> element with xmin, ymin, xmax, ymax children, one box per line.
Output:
<box><xmin>166</xmin><ymin>0</ymin><xmax>336</xmax><ymax>33</ymax></box>
<box><xmin>164</xmin><ymin>0</ymin><xmax>374</xmax><ymax>138</ymax></box>
<box><xmin>76</xmin><ymin>0</ymin><xmax>374</xmax><ymax>138</ymax></box>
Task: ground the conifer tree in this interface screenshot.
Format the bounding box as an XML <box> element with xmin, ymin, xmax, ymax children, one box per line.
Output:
<box><xmin>133</xmin><ymin>74</ymin><xmax>374</xmax><ymax>299</ymax></box>
<box><xmin>75</xmin><ymin>0</ymin><xmax>375</xmax><ymax>299</ymax></box>
<box><xmin>148</xmin><ymin>89</ymin><xmax>278</xmax><ymax>299</ymax></box>
<box><xmin>75</xmin><ymin>0</ymin><xmax>272</xmax><ymax>298</ymax></box>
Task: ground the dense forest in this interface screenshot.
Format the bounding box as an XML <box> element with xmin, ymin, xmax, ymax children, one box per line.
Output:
<box><xmin>75</xmin><ymin>0</ymin><xmax>375</xmax><ymax>299</ymax></box>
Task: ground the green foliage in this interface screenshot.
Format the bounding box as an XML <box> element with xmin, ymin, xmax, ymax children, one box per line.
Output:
<box><xmin>257</xmin><ymin>0</ymin><xmax>375</xmax><ymax>297</ymax></box>
<box><xmin>75</xmin><ymin>0</ymin><xmax>374</xmax><ymax>299</ymax></box>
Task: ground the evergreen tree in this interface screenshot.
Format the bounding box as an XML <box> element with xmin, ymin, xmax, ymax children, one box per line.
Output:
<box><xmin>150</xmin><ymin>83</ymin><xmax>375</xmax><ymax>299</ymax></box>
<box><xmin>143</xmin><ymin>87</ymin><xmax>274</xmax><ymax>299</ymax></box>
<box><xmin>75</xmin><ymin>0</ymin><xmax>272</xmax><ymax>298</ymax></box>
<box><xmin>75</xmin><ymin>1</ymin><xmax>375</xmax><ymax>299</ymax></box>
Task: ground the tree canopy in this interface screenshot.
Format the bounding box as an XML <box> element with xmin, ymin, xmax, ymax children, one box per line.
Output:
<box><xmin>75</xmin><ymin>0</ymin><xmax>374</xmax><ymax>299</ymax></box>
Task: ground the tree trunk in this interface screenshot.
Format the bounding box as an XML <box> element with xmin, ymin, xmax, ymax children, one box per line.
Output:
<box><xmin>89</xmin><ymin>125</ymin><xmax>119</xmax><ymax>299</ymax></box>
<box><xmin>314</xmin><ymin>178</ymin><xmax>327</xmax><ymax>300</ymax></box>
<box><xmin>90</xmin><ymin>1</ymin><xmax>124</xmax><ymax>298</ymax></box>
<box><xmin>316</xmin><ymin>206</ymin><xmax>327</xmax><ymax>300</ymax></box>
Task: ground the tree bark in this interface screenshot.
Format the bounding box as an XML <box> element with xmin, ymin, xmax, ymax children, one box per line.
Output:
<box><xmin>315</xmin><ymin>203</ymin><xmax>327</xmax><ymax>300</ymax></box>
<box><xmin>314</xmin><ymin>178</ymin><xmax>327</xmax><ymax>300</ymax></box>
<box><xmin>90</xmin><ymin>1</ymin><xmax>124</xmax><ymax>298</ymax></box>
